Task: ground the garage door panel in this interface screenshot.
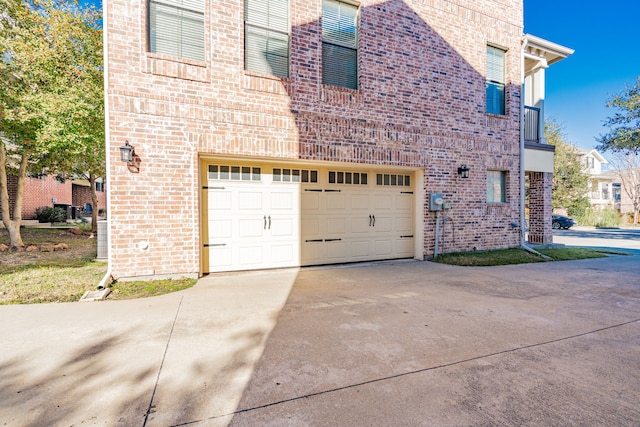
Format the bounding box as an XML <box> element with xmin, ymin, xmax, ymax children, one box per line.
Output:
<box><xmin>374</xmin><ymin>239</ymin><xmax>393</xmax><ymax>256</ymax></box>
<box><xmin>373</xmin><ymin>216</ymin><xmax>392</xmax><ymax>232</ymax></box>
<box><xmin>374</xmin><ymin>194</ymin><xmax>393</xmax><ymax>210</ymax></box>
<box><xmin>326</xmin><ymin>217</ymin><xmax>347</xmax><ymax>234</ymax></box>
<box><xmin>396</xmin><ymin>238</ymin><xmax>414</xmax><ymax>255</ymax></box>
<box><xmin>395</xmin><ymin>215</ymin><xmax>413</xmax><ymax>233</ymax></box>
<box><xmin>271</xmin><ymin>244</ymin><xmax>295</xmax><ymax>263</ymax></box>
<box><xmin>326</xmin><ymin>193</ymin><xmax>346</xmax><ymax>210</ymax></box>
<box><xmin>302</xmin><ymin>217</ymin><xmax>321</xmax><ymax>237</ymax></box>
<box><xmin>396</xmin><ymin>194</ymin><xmax>413</xmax><ymax>210</ymax></box>
<box><xmin>209</xmin><ymin>219</ymin><xmax>233</xmax><ymax>239</ymax></box>
<box><xmin>350</xmin><ymin>194</ymin><xmax>370</xmax><ymax>210</ymax></box>
<box><xmin>209</xmin><ymin>191</ymin><xmax>232</xmax><ymax>210</ymax></box>
<box><xmin>238</xmin><ymin>192</ymin><xmax>263</xmax><ymax>210</ymax></box>
<box><xmin>351</xmin><ymin>217</ymin><xmax>369</xmax><ymax>233</ymax></box>
<box><xmin>271</xmin><ymin>191</ymin><xmax>295</xmax><ymax>210</ymax></box>
<box><xmin>351</xmin><ymin>240</ymin><xmax>371</xmax><ymax>257</ymax></box>
<box><xmin>210</xmin><ymin>246</ymin><xmax>233</xmax><ymax>268</ymax></box>
<box><xmin>237</xmin><ymin>246</ymin><xmax>264</xmax><ymax>266</ymax></box>
<box><xmin>271</xmin><ymin>217</ymin><xmax>295</xmax><ymax>237</ymax></box>
<box><xmin>302</xmin><ymin>192</ymin><xmax>321</xmax><ymax>211</ymax></box>
<box><xmin>238</xmin><ymin>218</ymin><xmax>264</xmax><ymax>237</ymax></box>
<box><xmin>301</xmin><ymin>241</ymin><xmax>324</xmax><ymax>265</ymax></box>
<box><xmin>326</xmin><ymin>241</ymin><xmax>347</xmax><ymax>261</ymax></box>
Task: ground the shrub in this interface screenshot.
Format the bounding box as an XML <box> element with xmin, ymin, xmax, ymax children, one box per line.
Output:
<box><xmin>575</xmin><ymin>207</ymin><xmax>621</xmax><ymax>228</ymax></box>
<box><xmin>35</xmin><ymin>206</ymin><xmax>67</xmax><ymax>223</ymax></box>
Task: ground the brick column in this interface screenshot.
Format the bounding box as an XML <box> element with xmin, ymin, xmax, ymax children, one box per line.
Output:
<box><xmin>528</xmin><ymin>171</ymin><xmax>553</xmax><ymax>245</ymax></box>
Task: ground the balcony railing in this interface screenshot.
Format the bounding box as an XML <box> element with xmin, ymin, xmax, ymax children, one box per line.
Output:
<box><xmin>524</xmin><ymin>106</ymin><xmax>540</xmax><ymax>144</ymax></box>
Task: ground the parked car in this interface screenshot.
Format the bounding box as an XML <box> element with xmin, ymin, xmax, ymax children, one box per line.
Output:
<box><xmin>552</xmin><ymin>214</ymin><xmax>577</xmax><ymax>230</ymax></box>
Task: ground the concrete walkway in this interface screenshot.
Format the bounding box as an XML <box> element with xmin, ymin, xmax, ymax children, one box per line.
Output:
<box><xmin>1</xmin><ymin>248</ymin><xmax>639</xmax><ymax>425</ymax></box>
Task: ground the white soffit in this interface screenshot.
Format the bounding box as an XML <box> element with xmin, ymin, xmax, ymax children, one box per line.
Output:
<box><xmin>523</xmin><ymin>34</ymin><xmax>574</xmax><ymax>71</ymax></box>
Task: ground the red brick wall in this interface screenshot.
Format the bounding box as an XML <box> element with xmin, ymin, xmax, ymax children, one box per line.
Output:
<box><xmin>7</xmin><ymin>175</ymin><xmax>72</xmax><ymax>220</ymax></box>
<box><xmin>72</xmin><ymin>184</ymin><xmax>107</xmax><ymax>213</ymax></box>
<box><xmin>527</xmin><ymin>171</ymin><xmax>553</xmax><ymax>244</ymax></box>
<box><xmin>106</xmin><ymin>0</ymin><xmax>524</xmax><ymax>278</ymax></box>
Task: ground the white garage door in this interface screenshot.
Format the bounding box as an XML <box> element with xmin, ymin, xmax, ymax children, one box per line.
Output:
<box><xmin>301</xmin><ymin>168</ymin><xmax>414</xmax><ymax>266</ymax></box>
<box><xmin>202</xmin><ymin>163</ymin><xmax>414</xmax><ymax>273</ymax></box>
<box><xmin>203</xmin><ymin>164</ymin><xmax>300</xmax><ymax>273</ymax></box>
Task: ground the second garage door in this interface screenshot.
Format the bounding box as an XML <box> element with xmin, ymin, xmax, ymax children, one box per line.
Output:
<box><xmin>300</xmin><ymin>167</ymin><xmax>414</xmax><ymax>266</ymax></box>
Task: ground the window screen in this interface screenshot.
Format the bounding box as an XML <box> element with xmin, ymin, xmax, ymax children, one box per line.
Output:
<box><xmin>245</xmin><ymin>0</ymin><xmax>290</xmax><ymax>77</ymax></box>
<box><xmin>322</xmin><ymin>0</ymin><xmax>358</xmax><ymax>89</ymax></box>
<box><xmin>149</xmin><ymin>0</ymin><xmax>205</xmax><ymax>61</ymax></box>
<box><xmin>486</xmin><ymin>46</ymin><xmax>506</xmax><ymax>115</ymax></box>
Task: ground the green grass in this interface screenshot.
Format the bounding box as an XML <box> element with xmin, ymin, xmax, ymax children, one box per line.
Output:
<box><xmin>433</xmin><ymin>247</ymin><xmax>615</xmax><ymax>266</ymax></box>
<box><xmin>0</xmin><ymin>262</ymin><xmax>109</xmax><ymax>304</ymax></box>
<box><xmin>0</xmin><ymin>227</ymin><xmax>197</xmax><ymax>304</ymax></box>
<box><xmin>108</xmin><ymin>278</ymin><xmax>197</xmax><ymax>300</ymax></box>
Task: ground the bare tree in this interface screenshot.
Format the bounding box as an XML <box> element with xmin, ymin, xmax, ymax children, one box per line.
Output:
<box><xmin>607</xmin><ymin>152</ymin><xmax>640</xmax><ymax>224</ymax></box>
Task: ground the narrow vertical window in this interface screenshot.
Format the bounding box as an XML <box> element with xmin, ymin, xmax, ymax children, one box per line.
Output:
<box><xmin>486</xmin><ymin>45</ymin><xmax>506</xmax><ymax>115</ymax></box>
<box><xmin>322</xmin><ymin>0</ymin><xmax>358</xmax><ymax>89</ymax></box>
<box><xmin>487</xmin><ymin>171</ymin><xmax>506</xmax><ymax>203</ymax></box>
<box><xmin>149</xmin><ymin>0</ymin><xmax>205</xmax><ymax>62</ymax></box>
<box><xmin>244</xmin><ymin>0</ymin><xmax>290</xmax><ymax>78</ymax></box>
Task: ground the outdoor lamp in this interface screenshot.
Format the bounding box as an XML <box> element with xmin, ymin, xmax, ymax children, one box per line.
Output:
<box><xmin>119</xmin><ymin>140</ymin><xmax>134</xmax><ymax>163</ymax></box>
<box><xmin>458</xmin><ymin>165</ymin><xmax>470</xmax><ymax>179</ymax></box>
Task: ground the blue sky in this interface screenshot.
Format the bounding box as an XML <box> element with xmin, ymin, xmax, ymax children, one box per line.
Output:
<box><xmin>524</xmin><ymin>0</ymin><xmax>640</xmax><ymax>151</ymax></box>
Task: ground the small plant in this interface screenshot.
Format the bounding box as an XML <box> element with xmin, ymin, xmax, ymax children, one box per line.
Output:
<box><xmin>35</xmin><ymin>206</ymin><xmax>67</xmax><ymax>224</ymax></box>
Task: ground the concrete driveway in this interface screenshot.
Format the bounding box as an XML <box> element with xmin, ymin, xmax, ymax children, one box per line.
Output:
<box><xmin>1</xmin><ymin>238</ymin><xmax>639</xmax><ymax>425</ymax></box>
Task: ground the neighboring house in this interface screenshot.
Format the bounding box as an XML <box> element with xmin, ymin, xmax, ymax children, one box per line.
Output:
<box><xmin>6</xmin><ymin>174</ymin><xmax>107</xmax><ymax>220</ymax></box>
<box><xmin>104</xmin><ymin>0</ymin><xmax>572</xmax><ymax>280</ymax></box>
<box><xmin>579</xmin><ymin>148</ymin><xmax>620</xmax><ymax>210</ymax></box>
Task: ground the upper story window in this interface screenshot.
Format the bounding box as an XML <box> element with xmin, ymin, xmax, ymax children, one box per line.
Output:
<box><xmin>244</xmin><ymin>0</ymin><xmax>290</xmax><ymax>78</ymax></box>
<box><xmin>586</xmin><ymin>156</ymin><xmax>595</xmax><ymax>169</ymax></box>
<box><xmin>148</xmin><ymin>0</ymin><xmax>205</xmax><ymax>62</ymax></box>
<box><xmin>322</xmin><ymin>0</ymin><xmax>359</xmax><ymax>89</ymax></box>
<box><xmin>486</xmin><ymin>45</ymin><xmax>506</xmax><ymax>115</ymax></box>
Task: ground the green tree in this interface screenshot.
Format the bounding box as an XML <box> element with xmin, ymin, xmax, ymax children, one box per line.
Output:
<box><xmin>597</xmin><ymin>76</ymin><xmax>640</xmax><ymax>153</ymax></box>
<box><xmin>547</xmin><ymin>120</ymin><xmax>590</xmax><ymax>217</ymax></box>
<box><xmin>0</xmin><ymin>0</ymin><xmax>103</xmax><ymax>248</ymax></box>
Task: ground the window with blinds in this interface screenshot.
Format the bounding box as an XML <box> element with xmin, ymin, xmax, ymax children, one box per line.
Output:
<box><xmin>486</xmin><ymin>45</ymin><xmax>506</xmax><ymax>115</ymax></box>
<box><xmin>149</xmin><ymin>0</ymin><xmax>205</xmax><ymax>62</ymax></box>
<box><xmin>244</xmin><ymin>0</ymin><xmax>290</xmax><ymax>78</ymax></box>
<box><xmin>322</xmin><ymin>0</ymin><xmax>358</xmax><ymax>89</ymax></box>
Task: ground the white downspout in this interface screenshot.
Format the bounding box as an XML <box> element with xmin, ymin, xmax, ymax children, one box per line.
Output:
<box><xmin>98</xmin><ymin>3</ymin><xmax>112</xmax><ymax>289</ymax></box>
<box><xmin>520</xmin><ymin>39</ymin><xmax>526</xmax><ymax>247</ymax></box>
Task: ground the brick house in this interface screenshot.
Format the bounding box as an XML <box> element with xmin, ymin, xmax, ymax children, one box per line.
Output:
<box><xmin>104</xmin><ymin>0</ymin><xmax>571</xmax><ymax>280</ymax></box>
<box><xmin>5</xmin><ymin>174</ymin><xmax>106</xmax><ymax>220</ymax></box>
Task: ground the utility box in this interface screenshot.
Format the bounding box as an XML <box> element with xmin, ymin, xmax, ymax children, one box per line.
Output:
<box><xmin>97</xmin><ymin>219</ymin><xmax>108</xmax><ymax>260</ymax></box>
<box><xmin>429</xmin><ymin>193</ymin><xmax>443</xmax><ymax>211</ymax></box>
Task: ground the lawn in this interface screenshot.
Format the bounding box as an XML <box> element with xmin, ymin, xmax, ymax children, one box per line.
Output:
<box><xmin>433</xmin><ymin>247</ymin><xmax>621</xmax><ymax>266</ymax></box>
<box><xmin>0</xmin><ymin>226</ymin><xmax>196</xmax><ymax>305</ymax></box>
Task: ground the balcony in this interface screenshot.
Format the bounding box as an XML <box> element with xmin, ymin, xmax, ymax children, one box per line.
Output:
<box><xmin>524</xmin><ymin>106</ymin><xmax>540</xmax><ymax>144</ymax></box>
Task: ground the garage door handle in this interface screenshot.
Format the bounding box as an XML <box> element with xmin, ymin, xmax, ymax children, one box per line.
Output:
<box><xmin>369</xmin><ymin>215</ymin><xmax>372</xmax><ymax>227</ymax></box>
<box><xmin>268</xmin><ymin>216</ymin><xmax>271</xmax><ymax>229</ymax></box>
<box><xmin>264</xmin><ymin>215</ymin><xmax>267</xmax><ymax>230</ymax></box>
<box><xmin>372</xmin><ymin>215</ymin><xmax>375</xmax><ymax>227</ymax></box>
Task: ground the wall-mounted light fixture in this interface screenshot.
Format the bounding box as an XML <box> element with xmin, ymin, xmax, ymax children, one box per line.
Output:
<box><xmin>457</xmin><ymin>165</ymin><xmax>470</xmax><ymax>179</ymax></box>
<box><xmin>119</xmin><ymin>140</ymin><xmax>135</xmax><ymax>163</ymax></box>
